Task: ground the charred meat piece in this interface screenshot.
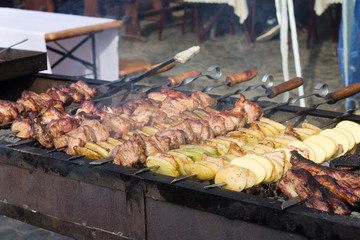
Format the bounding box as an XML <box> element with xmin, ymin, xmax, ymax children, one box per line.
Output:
<box><xmin>102</xmin><ymin>113</ymin><xmax>134</xmax><ymax>139</ymax></box>
<box><xmin>81</xmin><ymin>119</ymin><xmax>109</xmax><ymax>142</ymax></box>
<box><xmin>74</xmin><ymin>80</ymin><xmax>97</xmax><ymax>97</ymax></box>
<box><xmin>141</xmin><ymin>134</ymin><xmax>171</xmax><ymax>157</ymax></box>
<box><xmin>314</xmin><ymin>175</ymin><xmax>360</xmax><ymax>207</ymax></box>
<box><xmin>186</xmin><ymin>119</ymin><xmax>215</xmax><ymax>141</ymax></box>
<box><xmin>169</xmin><ymin>120</ymin><xmax>196</xmax><ymax>143</ymax></box>
<box><xmin>66</xmin><ymin>137</ymin><xmax>85</xmax><ymax>155</ymax></box>
<box><xmin>69</xmin><ymin>82</ymin><xmax>91</xmax><ymax>100</ymax></box>
<box><xmin>0</xmin><ymin>100</ymin><xmax>25</xmax><ymax>115</ymax></box>
<box><xmin>329</xmin><ymin>154</ymin><xmax>360</xmax><ymax>171</ymax></box>
<box><xmin>231</xmin><ymin>94</ymin><xmax>263</xmax><ymax>124</ymax></box>
<box><xmin>40</xmin><ymin>99</ymin><xmax>64</xmax><ymax>113</ymax></box>
<box><xmin>17</xmin><ymin>97</ymin><xmax>40</xmax><ymax>113</ymax></box>
<box><xmin>41</xmin><ymin>106</ymin><xmax>66</xmax><ymax>124</ymax></box>
<box><xmin>59</xmin><ymin>86</ymin><xmax>86</xmax><ymax>103</ymax></box>
<box><xmin>30</xmin><ymin>122</ymin><xmax>54</xmax><ymax>149</ymax></box>
<box><xmin>46</xmin><ymin>87</ymin><xmax>73</xmax><ymax>106</ymax></box>
<box><xmin>0</xmin><ymin>101</ymin><xmax>18</xmax><ymax>123</ymax></box>
<box><xmin>203</xmin><ymin>115</ymin><xmax>227</xmax><ymax>136</ymax></box>
<box><xmin>191</xmin><ymin>91</ymin><xmax>217</xmax><ymax>107</ymax></box>
<box><xmin>47</xmin><ymin>118</ymin><xmax>80</xmax><ymax>138</ymax></box>
<box><xmin>131</xmin><ymin>105</ymin><xmax>168</xmax><ymax>127</ymax></box>
<box><xmin>75</xmin><ymin>101</ymin><xmax>106</xmax><ymax>120</ymax></box>
<box><xmin>67</xmin><ymin>125</ymin><xmax>97</xmax><ymax>143</ymax></box>
<box><xmin>155</xmin><ymin>129</ymin><xmax>186</xmax><ymax>149</ymax></box>
<box><xmin>11</xmin><ymin>117</ymin><xmax>31</xmax><ymax>139</ymax></box>
<box><xmin>283</xmin><ymin>125</ymin><xmax>301</xmax><ymax>140</ymax></box>
<box><xmin>278</xmin><ymin>169</ymin><xmax>351</xmax><ymax>215</ymax></box>
<box><xmin>111</xmin><ymin>134</ymin><xmax>146</xmax><ymax>167</ymax></box>
<box><xmin>53</xmin><ymin>135</ymin><xmax>69</xmax><ymax>149</ymax></box>
<box><xmin>21</xmin><ymin>91</ymin><xmax>46</xmax><ymax>105</ymax></box>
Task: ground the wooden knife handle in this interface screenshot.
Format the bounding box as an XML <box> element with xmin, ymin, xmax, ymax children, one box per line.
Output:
<box><xmin>167</xmin><ymin>70</ymin><xmax>201</xmax><ymax>86</ymax></box>
<box><xmin>325</xmin><ymin>83</ymin><xmax>360</xmax><ymax>104</ymax></box>
<box><xmin>225</xmin><ymin>70</ymin><xmax>258</xmax><ymax>87</ymax></box>
<box><xmin>266</xmin><ymin>77</ymin><xmax>304</xmax><ymax>98</ymax></box>
<box><xmin>148</xmin><ymin>62</ymin><xmax>175</xmax><ymax>76</ymax></box>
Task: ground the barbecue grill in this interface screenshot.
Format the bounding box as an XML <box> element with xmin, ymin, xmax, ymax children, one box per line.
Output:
<box><xmin>1</xmin><ymin>73</ymin><xmax>360</xmax><ymax>240</ymax></box>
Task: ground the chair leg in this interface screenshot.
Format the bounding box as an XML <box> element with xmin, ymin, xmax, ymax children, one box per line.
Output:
<box><xmin>182</xmin><ymin>3</ymin><xmax>188</xmax><ymax>34</ymax></box>
<box><xmin>242</xmin><ymin>23</ymin><xmax>254</xmax><ymax>48</ymax></box>
<box><xmin>158</xmin><ymin>0</ymin><xmax>166</xmax><ymax>40</ymax></box>
<box><xmin>250</xmin><ymin>0</ymin><xmax>257</xmax><ymax>42</ymax></box>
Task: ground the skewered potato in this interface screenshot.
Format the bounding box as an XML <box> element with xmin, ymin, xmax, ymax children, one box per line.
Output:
<box><xmin>214</xmin><ymin>165</ymin><xmax>249</xmax><ymax>192</ymax></box>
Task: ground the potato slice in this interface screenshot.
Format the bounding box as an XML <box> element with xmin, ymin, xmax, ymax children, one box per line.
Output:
<box><xmin>214</xmin><ymin>165</ymin><xmax>248</xmax><ymax>192</ymax></box>
<box><xmin>141</xmin><ymin>126</ymin><xmax>159</xmax><ymax>135</ymax></box>
<box><xmin>197</xmin><ymin>161</ymin><xmax>220</xmax><ymax>174</ymax></box>
<box><xmin>167</xmin><ymin>151</ymin><xmax>194</xmax><ymax>175</ymax></box>
<box><xmin>293</xmin><ymin>127</ymin><xmax>318</xmax><ymax>140</ymax></box>
<box><xmin>303</xmin><ymin>141</ymin><xmax>326</xmax><ymax>164</ymax></box>
<box><xmin>244</xmin><ymin>154</ymin><xmax>276</xmax><ymax>183</ymax></box>
<box><xmin>263</xmin><ymin>150</ymin><xmax>291</xmax><ymax>177</ymax></box>
<box><xmin>259</xmin><ymin>117</ymin><xmax>286</xmax><ymax>131</ymax></box>
<box><xmin>74</xmin><ymin>146</ymin><xmax>102</xmax><ymax>160</ymax></box>
<box><xmin>333</xmin><ymin>127</ymin><xmax>355</xmax><ymax>152</ymax></box>
<box><xmin>146</xmin><ymin>156</ymin><xmax>180</xmax><ymax>177</ymax></box>
<box><xmin>240</xmin><ymin>143</ymin><xmax>274</xmax><ymax>155</ymax></box>
<box><xmin>216</xmin><ymin>136</ymin><xmax>246</xmax><ymax>147</ymax></box>
<box><xmin>304</xmin><ymin>134</ymin><xmax>337</xmax><ymax>160</ymax></box>
<box><xmin>202</xmin><ymin>155</ymin><xmax>227</xmax><ymax>167</ymax></box>
<box><xmin>244</xmin><ymin>169</ymin><xmax>257</xmax><ymax>189</ymax></box>
<box><xmin>336</xmin><ymin>120</ymin><xmax>360</xmax><ymax>144</ymax></box>
<box><xmin>263</xmin><ymin>136</ymin><xmax>291</xmax><ymax>148</ymax></box>
<box><xmin>250</xmin><ymin>122</ymin><xmax>274</xmax><ymax>137</ymax></box>
<box><xmin>84</xmin><ymin>142</ymin><xmax>109</xmax><ymax>158</ymax></box>
<box><xmin>301</xmin><ymin>122</ymin><xmax>321</xmax><ymax>134</ymax></box>
<box><xmin>230</xmin><ymin>157</ymin><xmax>266</xmax><ymax>185</ymax></box>
<box><xmin>319</xmin><ymin>129</ymin><xmax>350</xmax><ymax>156</ymax></box>
<box><xmin>268</xmin><ymin>158</ymin><xmax>283</xmax><ymax>182</ymax></box>
<box><xmin>183</xmin><ymin>163</ymin><xmax>215</xmax><ymax>180</ymax></box>
<box><xmin>286</xmin><ymin>140</ymin><xmax>316</xmax><ymax>162</ymax></box>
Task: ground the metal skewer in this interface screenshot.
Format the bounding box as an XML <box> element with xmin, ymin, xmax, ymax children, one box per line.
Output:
<box><xmin>134</xmin><ymin>165</ymin><xmax>160</xmax><ymax>175</ymax></box>
<box><xmin>6</xmin><ymin>139</ymin><xmax>35</xmax><ymax>147</ymax></box>
<box><xmin>171</xmin><ymin>174</ymin><xmax>197</xmax><ymax>184</ymax></box>
<box><xmin>280</xmin><ymin>83</ymin><xmax>360</xmax><ymax>124</ymax></box>
<box><xmin>204</xmin><ymin>182</ymin><xmax>227</xmax><ymax>189</ymax></box>
<box><xmin>0</xmin><ymin>130</ymin><xmax>19</xmax><ymax>137</ymax></box>
<box><xmin>89</xmin><ymin>156</ymin><xmax>114</xmax><ymax>165</ymax></box>
<box><xmin>67</xmin><ymin>154</ymin><xmax>85</xmax><ymax>161</ymax></box>
<box><xmin>47</xmin><ymin>145</ymin><xmax>68</xmax><ymax>153</ymax></box>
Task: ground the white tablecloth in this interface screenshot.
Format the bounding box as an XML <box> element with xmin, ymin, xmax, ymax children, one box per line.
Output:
<box><xmin>0</xmin><ymin>8</ymin><xmax>119</xmax><ymax>81</ymax></box>
<box><xmin>314</xmin><ymin>0</ymin><xmax>342</xmax><ymax>15</ymax></box>
<box><xmin>184</xmin><ymin>0</ymin><xmax>248</xmax><ymax>24</ymax></box>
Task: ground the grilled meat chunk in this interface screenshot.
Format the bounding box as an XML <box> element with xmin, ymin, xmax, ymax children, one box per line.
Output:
<box><xmin>0</xmin><ymin>101</ymin><xmax>18</xmax><ymax>123</ymax></box>
<box><xmin>81</xmin><ymin>119</ymin><xmax>109</xmax><ymax>142</ymax></box>
<box><xmin>329</xmin><ymin>154</ymin><xmax>360</xmax><ymax>171</ymax></box>
<box><xmin>41</xmin><ymin>106</ymin><xmax>66</xmax><ymax>124</ymax></box>
<box><xmin>278</xmin><ymin>169</ymin><xmax>351</xmax><ymax>215</ymax></box>
<box><xmin>314</xmin><ymin>175</ymin><xmax>360</xmax><ymax>207</ymax></box>
<box><xmin>186</xmin><ymin>119</ymin><xmax>215</xmax><ymax>141</ymax></box>
<box><xmin>131</xmin><ymin>105</ymin><xmax>168</xmax><ymax>127</ymax></box>
<box><xmin>203</xmin><ymin>115</ymin><xmax>227</xmax><ymax>136</ymax></box>
<box><xmin>74</xmin><ymin>80</ymin><xmax>97</xmax><ymax>97</ymax></box>
<box><xmin>11</xmin><ymin>118</ymin><xmax>31</xmax><ymax>139</ymax></box>
<box><xmin>69</xmin><ymin>82</ymin><xmax>91</xmax><ymax>100</ymax></box>
<box><xmin>231</xmin><ymin>94</ymin><xmax>263</xmax><ymax>124</ymax></box>
<box><xmin>67</xmin><ymin>125</ymin><xmax>97</xmax><ymax>143</ymax></box>
<box><xmin>111</xmin><ymin>134</ymin><xmax>146</xmax><ymax>167</ymax></box>
<box><xmin>169</xmin><ymin>120</ymin><xmax>196</xmax><ymax>143</ymax></box>
<box><xmin>103</xmin><ymin>113</ymin><xmax>135</xmax><ymax>138</ymax></box>
<box><xmin>46</xmin><ymin>87</ymin><xmax>73</xmax><ymax>106</ymax></box>
<box><xmin>191</xmin><ymin>91</ymin><xmax>217</xmax><ymax>107</ymax></box>
<box><xmin>30</xmin><ymin>122</ymin><xmax>54</xmax><ymax>149</ymax></box>
<box><xmin>47</xmin><ymin>118</ymin><xmax>80</xmax><ymax>138</ymax></box>
<box><xmin>17</xmin><ymin>97</ymin><xmax>39</xmax><ymax>113</ymax></box>
<box><xmin>155</xmin><ymin>129</ymin><xmax>186</xmax><ymax>149</ymax></box>
<box><xmin>40</xmin><ymin>99</ymin><xmax>64</xmax><ymax>113</ymax></box>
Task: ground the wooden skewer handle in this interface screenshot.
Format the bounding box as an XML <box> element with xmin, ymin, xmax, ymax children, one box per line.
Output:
<box><xmin>325</xmin><ymin>83</ymin><xmax>360</xmax><ymax>104</ymax></box>
<box><xmin>148</xmin><ymin>62</ymin><xmax>175</xmax><ymax>76</ymax></box>
<box><xmin>266</xmin><ymin>77</ymin><xmax>304</xmax><ymax>98</ymax></box>
<box><xmin>225</xmin><ymin>70</ymin><xmax>258</xmax><ymax>87</ymax></box>
<box><xmin>167</xmin><ymin>70</ymin><xmax>201</xmax><ymax>86</ymax></box>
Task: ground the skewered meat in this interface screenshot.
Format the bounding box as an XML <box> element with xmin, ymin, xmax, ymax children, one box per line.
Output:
<box><xmin>0</xmin><ymin>101</ymin><xmax>18</xmax><ymax>124</ymax></box>
<box><xmin>67</xmin><ymin>125</ymin><xmax>97</xmax><ymax>143</ymax></box>
<box><xmin>102</xmin><ymin>113</ymin><xmax>135</xmax><ymax>138</ymax></box>
<box><xmin>46</xmin><ymin>87</ymin><xmax>73</xmax><ymax>106</ymax></box>
<box><xmin>155</xmin><ymin>129</ymin><xmax>186</xmax><ymax>149</ymax></box>
<box><xmin>231</xmin><ymin>94</ymin><xmax>263</xmax><ymax>124</ymax></box>
<box><xmin>186</xmin><ymin>119</ymin><xmax>215</xmax><ymax>141</ymax></box>
<box><xmin>130</xmin><ymin>105</ymin><xmax>168</xmax><ymax>127</ymax></box>
<box><xmin>81</xmin><ymin>119</ymin><xmax>109</xmax><ymax>141</ymax></box>
<box><xmin>142</xmin><ymin>134</ymin><xmax>171</xmax><ymax>157</ymax></box>
<box><xmin>46</xmin><ymin>118</ymin><xmax>80</xmax><ymax>138</ymax></box>
<box><xmin>11</xmin><ymin>117</ymin><xmax>31</xmax><ymax>139</ymax></box>
<box><xmin>40</xmin><ymin>99</ymin><xmax>64</xmax><ymax>113</ymax></box>
<box><xmin>278</xmin><ymin>169</ymin><xmax>351</xmax><ymax>215</ymax></box>
<box><xmin>111</xmin><ymin>134</ymin><xmax>146</xmax><ymax>167</ymax></box>
<box><xmin>30</xmin><ymin>122</ymin><xmax>54</xmax><ymax>149</ymax></box>
<box><xmin>41</xmin><ymin>106</ymin><xmax>67</xmax><ymax>124</ymax></box>
<box><xmin>203</xmin><ymin>115</ymin><xmax>227</xmax><ymax>136</ymax></box>
<box><xmin>169</xmin><ymin>120</ymin><xmax>196</xmax><ymax>143</ymax></box>
<box><xmin>17</xmin><ymin>97</ymin><xmax>39</xmax><ymax>113</ymax></box>
<box><xmin>191</xmin><ymin>91</ymin><xmax>217</xmax><ymax>107</ymax></box>
<box><xmin>74</xmin><ymin>80</ymin><xmax>97</xmax><ymax>97</ymax></box>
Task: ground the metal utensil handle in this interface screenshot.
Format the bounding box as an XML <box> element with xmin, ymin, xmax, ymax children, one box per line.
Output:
<box><xmin>266</xmin><ymin>77</ymin><xmax>304</xmax><ymax>98</ymax></box>
<box><xmin>226</xmin><ymin>69</ymin><xmax>257</xmax><ymax>87</ymax></box>
<box><xmin>325</xmin><ymin>83</ymin><xmax>360</xmax><ymax>104</ymax></box>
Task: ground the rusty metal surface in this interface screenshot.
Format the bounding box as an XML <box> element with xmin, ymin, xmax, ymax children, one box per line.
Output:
<box><xmin>0</xmin><ymin>48</ymin><xmax>47</xmax><ymax>81</ymax></box>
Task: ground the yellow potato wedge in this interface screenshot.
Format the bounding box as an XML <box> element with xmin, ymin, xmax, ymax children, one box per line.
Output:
<box><xmin>146</xmin><ymin>156</ymin><xmax>180</xmax><ymax>177</ymax></box>
<box><xmin>167</xmin><ymin>151</ymin><xmax>194</xmax><ymax>175</ymax></box>
<box><xmin>259</xmin><ymin>117</ymin><xmax>286</xmax><ymax>132</ymax></box>
<box><xmin>244</xmin><ymin>154</ymin><xmax>276</xmax><ymax>183</ymax></box>
<box><xmin>197</xmin><ymin>161</ymin><xmax>220</xmax><ymax>175</ymax></box>
<box><xmin>244</xmin><ymin>169</ymin><xmax>257</xmax><ymax>189</ymax></box>
<box><xmin>319</xmin><ymin>129</ymin><xmax>350</xmax><ymax>156</ymax></box>
<box><xmin>170</xmin><ymin>149</ymin><xmax>204</xmax><ymax>162</ymax></box>
<box><xmin>230</xmin><ymin>157</ymin><xmax>266</xmax><ymax>185</ymax></box>
<box><xmin>336</xmin><ymin>120</ymin><xmax>360</xmax><ymax>143</ymax></box>
<box><xmin>141</xmin><ymin>126</ymin><xmax>159</xmax><ymax>135</ymax></box>
<box><xmin>301</xmin><ymin>122</ymin><xmax>321</xmax><ymax>134</ymax></box>
<box><xmin>216</xmin><ymin>136</ymin><xmax>246</xmax><ymax>147</ymax></box>
<box><xmin>250</xmin><ymin>122</ymin><xmax>274</xmax><ymax>137</ymax></box>
<box><xmin>96</xmin><ymin>141</ymin><xmax>116</xmax><ymax>152</ymax></box>
<box><xmin>183</xmin><ymin>163</ymin><xmax>215</xmax><ymax>180</ymax></box>
<box><xmin>180</xmin><ymin>144</ymin><xmax>218</xmax><ymax>155</ymax></box>
<box><xmin>74</xmin><ymin>146</ymin><xmax>102</xmax><ymax>160</ymax></box>
<box><xmin>107</xmin><ymin>137</ymin><xmax>124</xmax><ymax>146</ymax></box>
<box><xmin>263</xmin><ymin>150</ymin><xmax>291</xmax><ymax>177</ymax></box>
<box><xmin>84</xmin><ymin>142</ymin><xmax>109</xmax><ymax>158</ymax></box>
<box><xmin>202</xmin><ymin>154</ymin><xmax>227</xmax><ymax>167</ymax></box>
<box><xmin>214</xmin><ymin>165</ymin><xmax>248</xmax><ymax>192</ymax></box>
<box><xmin>304</xmin><ymin>134</ymin><xmax>337</xmax><ymax>160</ymax></box>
